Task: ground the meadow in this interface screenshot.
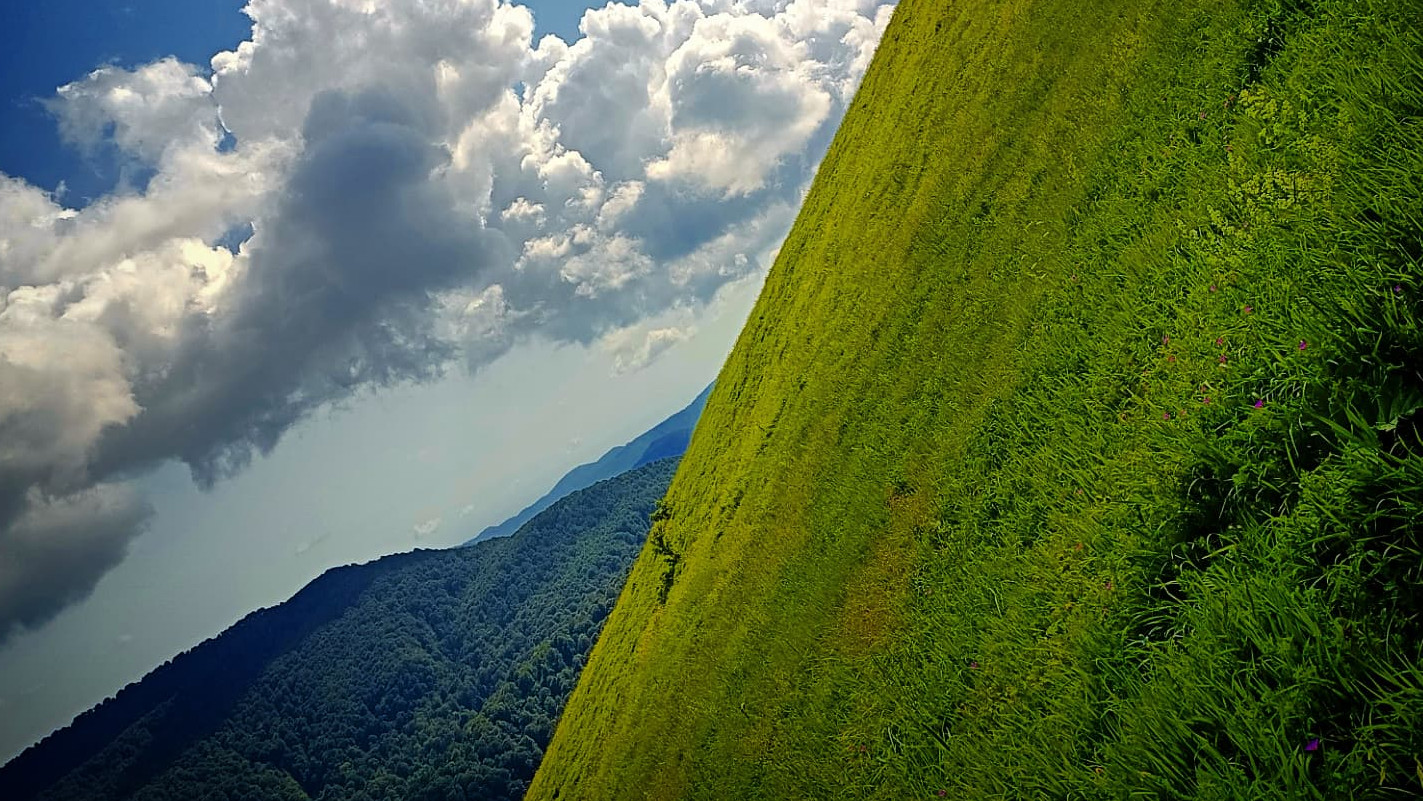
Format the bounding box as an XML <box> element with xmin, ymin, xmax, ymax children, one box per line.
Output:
<box><xmin>529</xmin><ymin>0</ymin><xmax>1423</xmax><ymax>797</ymax></box>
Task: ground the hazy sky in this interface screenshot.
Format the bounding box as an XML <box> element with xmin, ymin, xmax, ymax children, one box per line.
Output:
<box><xmin>0</xmin><ymin>0</ymin><xmax>893</xmax><ymax>760</ymax></box>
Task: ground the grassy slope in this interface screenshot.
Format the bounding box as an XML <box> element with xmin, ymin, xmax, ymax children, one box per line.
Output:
<box><xmin>530</xmin><ymin>0</ymin><xmax>1423</xmax><ymax>798</ymax></box>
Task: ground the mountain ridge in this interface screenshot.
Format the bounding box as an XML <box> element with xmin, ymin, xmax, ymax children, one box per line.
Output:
<box><xmin>463</xmin><ymin>384</ymin><xmax>710</xmax><ymax>545</ymax></box>
<box><xmin>2</xmin><ymin>459</ymin><xmax>680</xmax><ymax>801</ymax></box>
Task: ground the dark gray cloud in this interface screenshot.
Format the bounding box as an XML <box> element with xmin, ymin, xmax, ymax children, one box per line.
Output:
<box><xmin>0</xmin><ymin>485</ymin><xmax>151</xmax><ymax>642</ymax></box>
<box><xmin>95</xmin><ymin>86</ymin><xmax>509</xmax><ymax>487</ymax></box>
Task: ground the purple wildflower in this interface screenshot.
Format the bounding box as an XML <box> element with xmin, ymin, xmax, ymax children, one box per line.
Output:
<box><xmin>1215</xmin><ymin>337</ymin><xmax>1224</xmax><ymax>346</ymax></box>
<box><xmin>1395</xmin><ymin>284</ymin><xmax>1404</xmax><ymax>294</ymax></box>
<box><xmin>1219</xmin><ymin>354</ymin><xmax>1228</xmax><ymax>364</ymax></box>
<box><xmin>1305</xmin><ymin>737</ymin><xmax>1320</xmax><ymax>752</ymax></box>
<box><xmin>1299</xmin><ymin>340</ymin><xmax>1308</xmax><ymax>350</ymax></box>
<box><xmin>1210</xmin><ymin>284</ymin><xmax>1217</xmax><ymax>292</ymax></box>
<box><xmin>1244</xmin><ymin>305</ymin><xmax>1253</xmax><ymax>314</ymax></box>
<box><xmin>1254</xmin><ymin>399</ymin><xmax>1265</xmax><ymax>409</ymax></box>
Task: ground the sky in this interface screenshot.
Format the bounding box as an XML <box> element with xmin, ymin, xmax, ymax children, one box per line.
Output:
<box><xmin>0</xmin><ymin>0</ymin><xmax>894</xmax><ymax>761</ymax></box>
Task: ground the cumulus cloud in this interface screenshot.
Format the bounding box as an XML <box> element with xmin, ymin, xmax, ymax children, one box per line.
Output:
<box><xmin>0</xmin><ymin>0</ymin><xmax>894</xmax><ymax>639</ymax></box>
<box><xmin>412</xmin><ymin>517</ymin><xmax>442</xmax><ymax>540</ymax></box>
<box><xmin>0</xmin><ymin>484</ymin><xmax>151</xmax><ymax>641</ymax></box>
<box><xmin>51</xmin><ymin>58</ymin><xmax>221</xmax><ymax>163</ymax></box>
<box><xmin>649</xmin><ymin>11</ymin><xmax>831</xmax><ymax>194</ymax></box>
<box><xmin>606</xmin><ymin>324</ymin><xmax>696</xmax><ymax>374</ymax></box>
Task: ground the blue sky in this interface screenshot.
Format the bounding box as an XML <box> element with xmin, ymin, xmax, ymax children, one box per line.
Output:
<box><xmin>0</xmin><ymin>0</ymin><xmax>587</xmax><ymax>204</ymax></box>
<box><xmin>0</xmin><ymin>1</ymin><xmax>252</xmax><ymax>203</ymax></box>
<box><xmin>0</xmin><ymin>0</ymin><xmax>893</xmax><ymax>761</ymax></box>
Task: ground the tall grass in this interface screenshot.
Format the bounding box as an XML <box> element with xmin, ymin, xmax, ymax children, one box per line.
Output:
<box><xmin>529</xmin><ymin>0</ymin><xmax>1423</xmax><ymax>797</ymax></box>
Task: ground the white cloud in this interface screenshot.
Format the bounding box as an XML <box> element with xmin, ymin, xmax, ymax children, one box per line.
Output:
<box><xmin>648</xmin><ymin>10</ymin><xmax>832</xmax><ymax>194</ymax></box>
<box><xmin>603</xmin><ymin>318</ymin><xmax>698</xmax><ymax>375</ymax></box>
<box><xmin>0</xmin><ymin>288</ymin><xmax>139</xmax><ymax>478</ymax></box>
<box><xmin>0</xmin><ymin>0</ymin><xmax>894</xmax><ymax>637</ymax></box>
<box><xmin>500</xmin><ymin>197</ymin><xmax>546</xmax><ymax>223</ymax></box>
<box><xmin>595</xmin><ymin>181</ymin><xmax>644</xmax><ymax>230</ymax></box>
<box><xmin>52</xmin><ymin>58</ymin><xmax>219</xmax><ymax>163</ymax></box>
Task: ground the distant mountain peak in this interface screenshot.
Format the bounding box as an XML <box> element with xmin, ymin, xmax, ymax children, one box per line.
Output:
<box><xmin>462</xmin><ymin>383</ymin><xmax>711</xmax><ymax>546</ymax></box>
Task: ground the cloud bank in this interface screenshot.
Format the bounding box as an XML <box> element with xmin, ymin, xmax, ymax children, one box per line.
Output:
<box><xmin>0</xmin><ymin>0</ymin><xmax>894</xmax><ymax>640</ymax></box>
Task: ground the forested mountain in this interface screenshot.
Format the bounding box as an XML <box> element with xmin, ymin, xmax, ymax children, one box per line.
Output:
<box><xmin>0</xmin><ymin>459</ymin><xmax>677</xmax><ymax>801</ymax></box>
<box><xmin>529</xmin><ymin>0</ymin><xmax>1423</xmax><ymax>798</ymax></box>
<box><xmin>463</xmin><ymin>385</ymin><xmax>710</xmax><ymax>545</ymax></box>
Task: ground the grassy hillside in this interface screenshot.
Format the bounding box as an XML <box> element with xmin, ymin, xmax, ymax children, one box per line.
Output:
<box><xmin>528</xmin><ymin>0</ymin><xmax>1423</xmax><ymax>798</ymax></box>
<box><xmin>3</xmin><ymin>459</ymin><xmax>676</xmax><ymax>801</ymax></box>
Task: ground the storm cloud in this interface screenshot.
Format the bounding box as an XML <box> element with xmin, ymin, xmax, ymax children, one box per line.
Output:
<box><xmin>0</xmin><ymin>0</ymin><xmax>894</xmax><ymax>640</ymax></box>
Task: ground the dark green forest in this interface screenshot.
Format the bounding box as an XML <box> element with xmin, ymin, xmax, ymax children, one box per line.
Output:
<box><xmin>0</xmin><ymin>458</ymin><xmax>676</xmax><ymax>801</ymax></box>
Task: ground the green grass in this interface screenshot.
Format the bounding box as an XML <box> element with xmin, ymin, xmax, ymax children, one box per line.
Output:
<box><xmin>527</xmin><ymin>0</ymin><xmax>1423</xmax><ymax>797</ymax></box>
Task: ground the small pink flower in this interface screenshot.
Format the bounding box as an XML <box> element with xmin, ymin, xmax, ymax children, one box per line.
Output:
<box><xmin>1299</xmin><ymin>340</ymin><xmax>1308</xmax><ymax>350</ymax></box>
<box><xmin>1219</xmin><ymin>354</ymin><xmax>1228</xmax><ymax>364</ymax></box>
<box><xmin>1244</xmin><ymin>305</ymin><xmax>1253</xmax><ymax>314</ymax></box>
<box><xmin>1215</xmin><ymin>337</ymin><xmax>1223</xmax><ymax>346</ymax></box>
<box><xmin>1198</xmin><ymin>111</ymin><xmax>1207</xmax><ymax>120</ymax></box>
<box><xmin>1209</xmin><ymin>284</ymin><xmax>1217</xmax><ymax>292</ymax></box>
<box><xmin>1162</xmin><ymin>335</ymin><xmax>1170</xmax><ymax>345</ymax></box>
<box><xmin>1395</xmin><ymin>284</ymin><xmax>1403</xmax><ymax>294</ymax></box>
<box><xmin>1254</xmin><ymin>399</ymin><xmax>1265</xmax><ymax>409</ymax></box>
<box><xmin>1163</xmin><ymin>412</ymin><xmax>1171</xmax><ymax>420</ymax></box>
<box><xmin>1304</xmin><ymin>737</ymin><xmax>1320</xmax><ymax>752</ymax></box>
<box><xmin>1203</xmin><ymin>397</ymin><xmax>1211</xmax><ymax>404</ymax></box>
